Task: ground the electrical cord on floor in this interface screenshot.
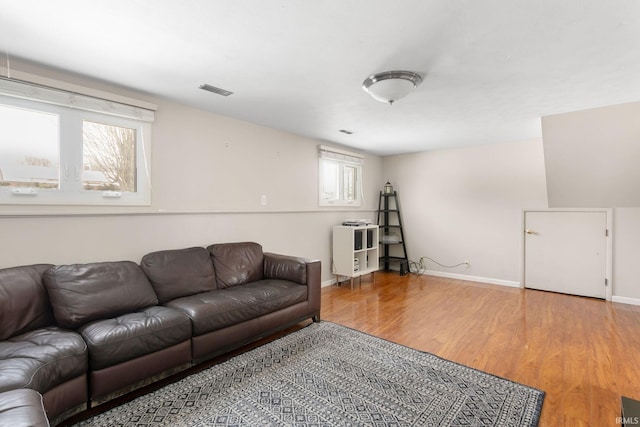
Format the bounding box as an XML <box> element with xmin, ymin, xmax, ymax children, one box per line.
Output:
<box><xmin>408</xmin><ymin>259</ymin><xmax>426</xmax><ymax>275</ymax></box>
<box><xmin>407</xmin><ymin>256</ymin><xmax>468</xmax><ymax>274</ymax></box>
<box><xmin>420</xmin><ymin>256</ymin><xmax>467</xmax><ymax>269</ymax></box>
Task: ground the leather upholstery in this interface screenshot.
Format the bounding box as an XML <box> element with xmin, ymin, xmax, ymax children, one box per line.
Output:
<box><xmin>302</xmin><ymin>259</ymin><xmax>322</xmax><ymax>319</ymax></box>
<box><xmin>44</xmin><ymin>261</ymin><xmax>158</xmax><ymax>329</ymax></box>
<box><xmin>0</xmin><ymin>264</ymin><xmax>54</xmax><ymax>341</ymax></box>
<box><xmin>0</xmin><ymin>244</ymin><xmax>320</xmax><ymax>426</ymax></box>
<box><xmin>243</xmin><ymin>280</ymin><xmax>308</xmax><ymax>314</ymax></box>
<box><xmin>0</xmin><ymin>389</ymin><xmax>50</xmax><ymax>427</ymax></box>
<box><xmin>42</xmin><ymin>375</ymin><xmax>87</xmax><ymax>426</ymax></box>
<box><xmin>0</xmin><ymin>327</ymin><xmax>87</xmax><ymax>393</ymax></box>
<box><xmin>90</xmin><ymin>341</ymin><xmax>190</xmax><ymax>403</ymax></box>
<box><xmin>140</xmin><ymin>247</ymin><xmax>216</xmax><ymax>303</ymax></box>
<box><xmin>166</xmin><ymin>279</ymin><xmax>307</xmax><ymax>336</ymax></box>
<box><xmin>79</xmin><ymin>306</ymin><xmax>192</xmax><ymax>370</ymax></box>
<box><xmin>208</xmin><ymin>242</ymin><xmax>264</xmax><ymax>288</ymax></box>
<box><xmin>264</xmin><ymin>252</ymin><xmax>307</xmax><ymax>284</ymax></box>
<box><xmin>190</xmin><ymin>302</ymin><xmax>311</xmax><ymax>362</ymax></box>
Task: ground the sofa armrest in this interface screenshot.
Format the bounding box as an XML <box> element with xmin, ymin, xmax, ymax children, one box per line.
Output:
<box><xmin>264</xmin><ymin>253</ymin><xmax>321</xmax><ymax>317</ymax></box>
<box><xmin>0</xmin><ymin>389</ymin><xmax>50</xmax><ymax>427</ymax></box>
<box><xmin>263</xmin><ymin>253</ymin><xmax>308</xmax><ymax>284</ymax></box>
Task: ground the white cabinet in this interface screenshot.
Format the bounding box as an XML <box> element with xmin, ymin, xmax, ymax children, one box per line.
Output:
<box><xmin>332</xmin><ymin>225</ymin><xmax>379</xmax><ymax>287</ymax></box>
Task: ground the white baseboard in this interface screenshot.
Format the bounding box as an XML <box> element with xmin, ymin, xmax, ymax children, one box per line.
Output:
<box><xmin>325</xmin><ymin>271</ymin><xmax>640</xmax><ymax>306</ymax></box>
<box><xmin>321</xmin><ymin>279</ymin><xmax>336</xmax><ymax>288</ymax></box>
<box><xmin>612</xmin><ymin>295</ymin><xmax>640</xmax><ymax>306</ymax></box>
<box><xmin>323</xmin><ymin>271</ymin><xmax>520</xmax><ymax>289</ymax></box>
<box><xmin>422</xmin><ymin>270</ymin><xmax>521</xmax><ymax>288</ymax></box>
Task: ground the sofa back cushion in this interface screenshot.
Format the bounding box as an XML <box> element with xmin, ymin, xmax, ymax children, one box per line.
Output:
<box><xmin>0</xmin><ymin>264</ymin><xmax>55</xmax><ymax>341</ymax></box>
<box><xmin>207</xmin><ymin>242</ymin><xmax>264</xmax><ymax>289</ymax></box>
<box><xmin>140</xmin><ymin>247</ymin><xmax>217</xmax><ymax>303</ymax></box>
<box><xmin>44</xmin><ymin>261</ymin><xmax>159</xmax><ymax>329</ymax></box>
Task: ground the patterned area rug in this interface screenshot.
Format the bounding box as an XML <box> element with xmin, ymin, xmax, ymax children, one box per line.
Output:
<box><xmin>73</xmin><ymin>322</ymin><xmax>544</xmax><ymax>426</ymax></box>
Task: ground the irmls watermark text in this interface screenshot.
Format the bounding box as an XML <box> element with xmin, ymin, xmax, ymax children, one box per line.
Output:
<box><xmin>617</xmin><ymin>416</ymin><xmax>640</xmax><ymax>425</ymax></box>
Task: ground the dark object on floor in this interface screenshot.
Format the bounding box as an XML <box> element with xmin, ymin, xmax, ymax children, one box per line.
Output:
<box><xmin>377</xmin><ymin>190</ymin><xmax>410</xmax><ymax>274</ymax></box>
<box><xmin>621</xmin><ymin>396</ymin><xmax>640</xmax><ymax>426</ymax></box>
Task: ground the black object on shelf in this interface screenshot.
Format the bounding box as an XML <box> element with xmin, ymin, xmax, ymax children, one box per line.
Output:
<box><xmin>366</xmin><ymin>228</ymin><xmax>374</xmax><ymax>248</ymax></box>
<box><xmin>377</xmin><ymin>190</ymin><xmax>409</xmax><ymax>275</ymax></box>
<box><xmin>354</xmin><ymin>229</ymin><xmax>363</xmax><ymax>250</ymax></box>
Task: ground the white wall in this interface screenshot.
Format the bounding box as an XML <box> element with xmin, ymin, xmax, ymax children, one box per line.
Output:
<box><xmin>0</xmin><ymin>211</ymin><xmax>363</xmax><ymax>281</ymax></box>
<box><xmin>382</xmin><ymin>137</ymin><xmax>640</xmax><ymax>302</ymax></box>
<box><xmin>542</xmin><ymin>101</ymin><xmax>640</xmax><ymax>208</ymax></box>
<box><xmin>382</xmin><ymin>139</ymin><xmax>548</xmax><ymax>285</ymax></box>
<box><xmin>0</xmin><ymin>62</ymin><xmax>384</xmax><ymax>283</ymax></box>
<box><xmin>151</xmin><ymin>102</ymin><xmax>323</xmax><ymax>212</ymax></box>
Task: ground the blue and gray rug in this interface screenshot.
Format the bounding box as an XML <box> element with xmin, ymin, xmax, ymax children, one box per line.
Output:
<box><xmin>74</xmin><ymin>321</ymin><xmax>544</xmax><ymax>426</ymax></box>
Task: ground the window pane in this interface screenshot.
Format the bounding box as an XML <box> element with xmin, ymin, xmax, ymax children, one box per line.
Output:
<box><xmin>83</xmin><ymin>121</ymin><xmax>137</xmax><ymax>192</ymax></box>
<box><xmin>321</xmin><ymin>160</ymin><xmax>339</xmax><ymax>201</ymax></box>
<box><xmin>0</xmin><ymin>104</ymin><xmax>59</xmax><ymax>189</ymax></box>
<box><xmin>343</xmin><ymin>165</ymin><xmax>357</xmax><ymax>201</ymax></box>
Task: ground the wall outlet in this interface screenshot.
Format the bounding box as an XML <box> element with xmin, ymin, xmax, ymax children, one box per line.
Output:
<box><xmin>261</xmin><ymin>195</ymin><xmax>267</xmax><ymax>206</ymax></box>
<box><xmin>464</xmin><ymin>260</ymin><xmax>470</xmax><ymax>268</ymax></box>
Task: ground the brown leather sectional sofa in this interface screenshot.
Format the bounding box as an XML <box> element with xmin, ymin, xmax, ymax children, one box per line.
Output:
<box><xmin>0</xmin><ymin>242</ymin><xmax>321</xmax><ymax>426</ymax></box>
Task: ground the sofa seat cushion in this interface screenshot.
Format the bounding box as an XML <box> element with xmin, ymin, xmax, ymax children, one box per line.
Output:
<box><xmin>166</xmin><ymin>279</ymin><xmax>307</xmax><ymax>336</ymax></box>
<box><xmin>79</xmin><ymin>306</ymin><xmax>192</xmax><ymax>371</ymax></box>
<box><xmin>0</xmin><ymin>326</ymin><xmax>87</xmax><ymax>393</ymax></box>
<box><xmin>0</xmin><ymin>389</ymin><xmax>49</xmax><ymax>427</ymax></box>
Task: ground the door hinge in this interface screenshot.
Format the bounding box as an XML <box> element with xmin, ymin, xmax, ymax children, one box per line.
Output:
<box><xmin>605</xmin><ymin>278</ymin><xmax>608</xmax><ymax>286</ymax></box>
<box><xmin>605</xmin><ymin>229</ymin><xmax>609</xmax><ymax>237</ymax></box>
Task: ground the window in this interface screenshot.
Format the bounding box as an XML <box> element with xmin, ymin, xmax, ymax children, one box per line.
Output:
<box><xmin>0</xmin><ymin>104</ymin><xmax>60</xmax><ymax>190</ymax></box>
<box><xmin>83</xmin><ymin>121</ymin><xmax>137</xmax><ymax>192</ymax></box>
<box><xmin>0</xmin><ymin>78</ymin><xmax>154</xmax><ymax>206</ymax></box>
<box><xmin>318</xmin><ymin>145</ymin><xmax>363</xmax><ymax>207</ymax></box>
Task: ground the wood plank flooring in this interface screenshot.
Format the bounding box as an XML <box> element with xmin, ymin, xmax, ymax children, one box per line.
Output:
<box><xmin>321</xmin><ymin>271</ymin><xmax>640</xmax><ymax>427</ymax></box>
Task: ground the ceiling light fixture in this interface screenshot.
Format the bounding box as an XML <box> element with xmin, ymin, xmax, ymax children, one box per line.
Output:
<box><xmin>362</xmin><ymin>70</ymin><xmax>422</xmax><ymax>105</ymax></box>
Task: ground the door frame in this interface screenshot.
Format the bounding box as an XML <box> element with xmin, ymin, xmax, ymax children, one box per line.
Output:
<box><xmin>520</xmin><ymin>208</ymin><xmax>613</xmax><ymax>301</ymax></box>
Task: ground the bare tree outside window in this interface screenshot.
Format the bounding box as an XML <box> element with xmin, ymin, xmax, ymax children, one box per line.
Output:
<box><xmin>23</xmin><ymin>156</ymin><xmax>52</xmax><ymax>167</ymax></box>
<box><xmin>83</xmin><ymin>121</ymin><xmax>136</xmax><ymax>192</ymax></box>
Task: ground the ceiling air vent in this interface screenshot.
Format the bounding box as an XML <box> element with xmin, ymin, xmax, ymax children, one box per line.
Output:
<box><xmin>199</xmin><ymin>83</ymin><xmax>233</xmax><ymax>96</ymax></box>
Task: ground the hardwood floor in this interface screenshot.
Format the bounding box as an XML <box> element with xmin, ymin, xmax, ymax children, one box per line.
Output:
<box><xmin>321</xmin><ymin>271</ymin><xmax>640</xmax><ymax>427</ymax></box>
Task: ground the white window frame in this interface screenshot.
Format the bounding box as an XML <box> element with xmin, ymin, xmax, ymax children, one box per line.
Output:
<box><xmin>0</xmin><ymin>78</ymin><xmax>154</xmax><ymax>206</ymax></box>
<box><xmin>318</xmin><ymin>145</ymin><xmax>364</xmax><ymax>207</ymax></box>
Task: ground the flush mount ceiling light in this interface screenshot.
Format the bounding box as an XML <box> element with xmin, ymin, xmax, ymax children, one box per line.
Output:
<box><xmin>362</xmin><ymin>70</ymin><xmax>423</xmax><ymax>105</ymax></box>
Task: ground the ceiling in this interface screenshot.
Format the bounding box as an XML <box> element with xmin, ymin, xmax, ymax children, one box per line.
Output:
<box><xmin>1</xmin><ymin>0</ymin><xmax>640</xmax><ymax>156</ymax></box>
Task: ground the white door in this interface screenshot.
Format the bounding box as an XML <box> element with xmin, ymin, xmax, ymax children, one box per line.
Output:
<box><xmin>523</xmin><ymin>210</ymin><xmax>608</xmax><ymax>299</ymax></box>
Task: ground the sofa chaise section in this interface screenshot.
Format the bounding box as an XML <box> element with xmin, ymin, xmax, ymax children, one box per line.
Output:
<box><xmin>0</xmin><ymin>264</ymin><xmax>87</xmax><ymax>424</ymax></box>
